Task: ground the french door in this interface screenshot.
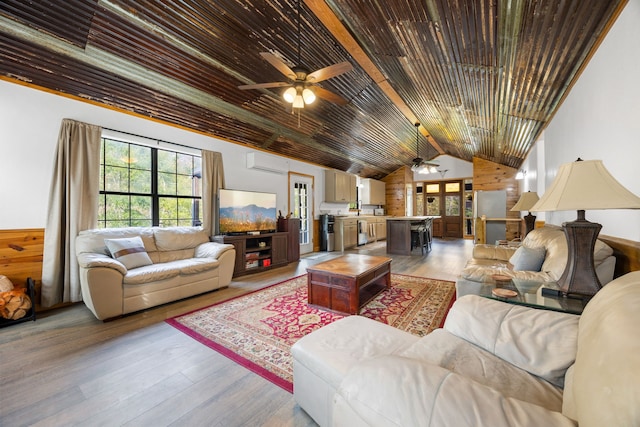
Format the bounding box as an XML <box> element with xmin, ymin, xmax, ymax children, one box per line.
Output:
<box><xmin>289</xmin><ymin>173</ymin><xmax>313</xmax><ymax>254</ymax></box>
<box><xmin>417</xmin><ymin>180</ymin><xmax>463</xmax><ymax>238</ymax></box>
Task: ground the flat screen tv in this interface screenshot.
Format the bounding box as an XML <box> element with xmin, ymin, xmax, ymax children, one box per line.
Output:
<box><xmin>218</xmin><ymin>188</ymin><xmax>277</xmax><ymax>235</ymax></box>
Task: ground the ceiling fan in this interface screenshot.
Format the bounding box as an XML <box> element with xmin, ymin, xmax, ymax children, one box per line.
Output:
<box><xmin>411</xmin><ymin>123</ymin><xmax>439</xmax><ymax>174</ymax></box>
<box><xmin>238</xmin><ymin>0</ymin><xmax>353</xmax><ymax>110</ymax></box>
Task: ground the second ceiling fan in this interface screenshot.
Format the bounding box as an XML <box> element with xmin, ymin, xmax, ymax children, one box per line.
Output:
<box><xmin>238</xmin><ymin>0</ymin><xmax>353</xmax><ymax>109</ymax></box>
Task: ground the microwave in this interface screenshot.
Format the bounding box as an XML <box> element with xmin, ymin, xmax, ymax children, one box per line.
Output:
<box><xmin>374</xmin><ymin>208</ymin><xmax>385</xmax><ymax>216</ymax></box>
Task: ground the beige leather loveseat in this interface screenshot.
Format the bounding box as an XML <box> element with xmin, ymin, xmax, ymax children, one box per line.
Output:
<box><xmin>456</xmin><ymin>225</ymin><xmax>616</xmax><ymax>298</ymax></box>
<box><xmin>292</xmin><ymin>271</ymin><xmax>640</xmax><ymax>427</ymax></box>
<box><xmin>76</xmin><ymin>226</ymin><xmax>235</xmax><ymax>320</ymax></box>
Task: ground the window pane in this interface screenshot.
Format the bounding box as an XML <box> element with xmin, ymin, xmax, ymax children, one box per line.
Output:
<box><xmin>177</xmin><ymin>153</ymin><xmax>192</xmax><ymax>175</ymax></box>
<box><xmin>106</xmin><ymin>220</ymin><xmax>131</xmax><ymax>228</ymax></box>
<box><xmin>426</xmin><ymin>197</ymin><xmax>440</xmax><ymax>215</ymax></box>
<box><xmin>159</xmin><ymin>197</ymin><xmax>178</xmax><ymax>225</ymax></box>
<box><xmin>445</xmin><ymin>182</ymin><xmax>460</xmax><ymax>192</ymax></box>
<box><xmin>193</xmin><ymin>157</ymin><xmax>201</xmax><ymax>177</ymax></box>
<box><xmin>131</xmin><ymin>196</ymin><xmax>152</xmax><ymax>220</ymax></box>
<box><xmin>426</xmin><ymin>183</ymin><xmax>440</xmax><ymax>193</ymax></box>
<box><xmin>158</xmin><ymin>172</ymin><xmax>177</xmax><ymax>195</ymax></box>
<box><xmin>416</xmin><ymin>194</ymin><xmax>424</xmax><ymax>215</ymax></box>
<box><xmin>105</xmin><ymin>165</ymin><xmax>129</xmax><ymax>192</ymax></box>
<box><xmin>104</xmin><ymin>139</ymin><xmax>130</xmax><ymax>167</ymax></box>
<box><xmin>176</xmin><ymin>174</ymin><xmax>192</xmax><ymax>196</ymax></box>
<box><xmin>158</xmin><ymin>150</ymin><xmax>176</xmax><ymax>173</ymax></box>
<box><xmin>130</xmin><ymin>144</ymin><xmax>151</xmax><ymax>170</ymax></box>
<box><xmin>177</xmin><ymin>198</ymin><xmax>192</xmax><ymax>220</ymax></box>
<box><xmin>105</xmin><ymin>194</ymin><xmax>130</xmax><ymax>222</ymax></box>
<box><xmin>446</xmin><ymin>195</ymin><xmax>460</xmax><ymax>216</ymax></box>
<box><xmin>130</xmin><ymin>169</ymin><xmax>151</xmax><ymax>194</ymax></box>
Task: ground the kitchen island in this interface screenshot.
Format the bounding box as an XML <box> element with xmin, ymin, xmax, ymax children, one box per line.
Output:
<box><xmin>386</xmin><ymin>216</ymin><xmax>440</xmax><ymax>255</ymax></box>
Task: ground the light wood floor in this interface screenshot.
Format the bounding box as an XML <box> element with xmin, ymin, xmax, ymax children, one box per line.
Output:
<box><xmin>0</xmin><ymin>238</ymin><xmax>472</xmax><ymax>427</ymax></box>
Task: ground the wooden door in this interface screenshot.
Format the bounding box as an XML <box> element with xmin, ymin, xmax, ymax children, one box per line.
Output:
<box><xmin>417</xmin><ymin>180</ymin><xmax>463</xmax><ymax>239</ymax></box>
<box><xmin>441</xmin><ymin>181</ymin><xmax>463</xmax><ymax>238</ymax></box>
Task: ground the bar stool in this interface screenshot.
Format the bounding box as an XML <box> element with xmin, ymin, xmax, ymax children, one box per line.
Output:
<box><xmin>424</xmin><ymin>218</ymin><xmax>433</xmax><ymax>252</ymax></box>
<box><xmin>410</xmin><ymin>220</ymin><xmax>428</xmax><ymax>255</ymax></box>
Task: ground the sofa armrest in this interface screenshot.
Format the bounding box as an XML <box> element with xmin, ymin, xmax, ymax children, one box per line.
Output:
<box><xmin>443</xmin><ymin>295</ymin><xmax>579</xmax><ymax>387</ymax></box>
<box><xmin>195</xmin><ymin>242</ymin><xmax>234</xmax><ymax>259</ymax></box>
<box><xmin>333</xmin><ymin>356</ymin><xmax>576</xmax><ymax>427</ymax></box>
<box><xmin>77</xmin><ymin>253</ymin><xmax>127</xmax><ymax>275</ymax></box>
<box><xmin>472</xmin><ymin>244</ymin><xmax>518</xmax><ymax>261</ymax></box>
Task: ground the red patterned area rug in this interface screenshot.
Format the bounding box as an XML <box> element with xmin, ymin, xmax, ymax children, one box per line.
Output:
<box><xmin>166</xmin><ymin>273</ymin><xmax>456</xmax><ymax>393</ymax></box>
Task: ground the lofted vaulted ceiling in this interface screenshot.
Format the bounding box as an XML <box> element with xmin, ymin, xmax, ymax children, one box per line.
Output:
<box><xmin>0</xmin><ymin>0</ymin><xmax>626</xmax><ymax>179</ymax></box>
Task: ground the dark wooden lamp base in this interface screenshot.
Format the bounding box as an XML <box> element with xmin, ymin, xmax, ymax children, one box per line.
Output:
<box><xmin>557</xmin><ymin>210</ymin><xmax>603</xmax><ymax>296</ymax></box>
<box><xmin>523</xmin><ymin>213</ymin><xmax>536</xmax><ymax>236</ymax></box>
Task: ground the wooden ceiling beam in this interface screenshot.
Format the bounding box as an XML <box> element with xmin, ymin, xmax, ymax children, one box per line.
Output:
<box><xmin>305</xmin><ymin>0</ymin><xmax>444</xmax><ymax>154</ymax></box>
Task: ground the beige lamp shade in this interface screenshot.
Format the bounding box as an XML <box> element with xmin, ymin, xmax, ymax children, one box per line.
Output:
<box><xmin>531</xmin><ymin>159</ymin><xmax>640</xmax><ymax>212</ymax></box>
<box><xmin>511</xmin><ymin>191</ymin><xmax>539</xmax><ymax>212</ymax></box>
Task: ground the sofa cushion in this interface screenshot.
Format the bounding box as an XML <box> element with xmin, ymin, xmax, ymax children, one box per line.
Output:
<box><xmin>399</xmin><ymin>329</ymin><xmax>564</xmax><ymax>411</ymax></box>
<box><xmin>509</xmin><ymin>246</ymin><xmax>546</xmax><ymax>271</ymax></box>
<box><xmin>123</xmin><ymin>261</ymin><xmax>181</xmax><ymax>285</ymax></box>
<box><xmin>104</xmin><ymin>236</ymin><xmax>153</xmax><ymax>270</ymax></box>
<box><xmin>334</xmin><ymin>355</ymin><xmax>576</xmax><ymax>427</ymax></box>
<box><xmin>444</xmin><ymin>295</ymin><xmax>579</xmax><ymax>387</ymax></box>
<box><xmin>154</xmin><ymin>227</ymin><xmax>209</xmax><ymax>251</ymax></box>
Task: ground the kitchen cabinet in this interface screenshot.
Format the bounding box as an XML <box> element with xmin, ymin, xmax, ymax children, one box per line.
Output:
<box><xmin>374</xmin><ymin>218</ymin><xmax>387</xmax><ymax>240</ymax></box>
<box><xmin>335</xmin><ymin>217</ymin><xmax>358</xmax><ymax>251</ymax></box>
<box><xmin>325</xmin><ymin>170</ymin><xmax>357</xmax><ymax>203</ymax></box>
<box><xmin>361</xmin><ymin>178</ymin><xmax>386</xmax><ymax>205</ymax></box>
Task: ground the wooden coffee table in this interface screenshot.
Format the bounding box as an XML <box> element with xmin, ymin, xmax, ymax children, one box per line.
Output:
<box><xmin>306</xmin><ymin>254</ymin><xmax>392</xmax><ymax>315</ymax></box>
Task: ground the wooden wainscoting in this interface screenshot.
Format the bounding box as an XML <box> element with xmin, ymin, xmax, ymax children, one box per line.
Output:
<box><xmin>600</xmin><ymin>235</ymin><xmax>640</xmax><ymax>279</ymax></box>
<box><xmin>0</xmin><ymin>228</ymin><xmax>44</xmax><ymax>306</ymax></box>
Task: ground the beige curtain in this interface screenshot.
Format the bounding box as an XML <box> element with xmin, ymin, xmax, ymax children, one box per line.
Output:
<box><xmin>41</xmin><ymin>119</ymin><xmax>102</xmax><ymax>307</ymax></box>
<box><xmin>202</xmin><ymin>150</ymin><xmax>225</xmax><ymax>236</ymax></box>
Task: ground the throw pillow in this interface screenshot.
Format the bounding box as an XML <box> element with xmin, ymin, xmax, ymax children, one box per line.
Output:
<box><xmin>509</xmin><ymin>246</ymin><xmax>546</xmax><ymax>271</ymax></box>
<box><xmin>104</xmin><ymin>236</ymin><xmax>153</xmax><ymax>270</ymax></box>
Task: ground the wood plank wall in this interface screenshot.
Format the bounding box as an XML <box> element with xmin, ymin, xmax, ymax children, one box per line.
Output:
<box><xmin>599</xmin><ymin>235</ymin><xmax>640</xmax><ymax>279</ymax></box>
<box><xmin>382</xmin><ymin>165</ymin><xmax>413</xmax><ymax>217</ymax></box>
<box><xmin>472</xmin><ymin>157</ymin><xmax>521</xmax><ymax>241</ymax></box>
<box><xmin>0</xmin><ymin>228</ymin><xmax>44</xmax><ymax>305</ymax></box>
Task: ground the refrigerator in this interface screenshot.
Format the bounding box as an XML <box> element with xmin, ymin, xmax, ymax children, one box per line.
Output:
<box><xmin>474</xmin><ymin>190</ymin><xmax>507</xmax><ymax>244</ymax></box>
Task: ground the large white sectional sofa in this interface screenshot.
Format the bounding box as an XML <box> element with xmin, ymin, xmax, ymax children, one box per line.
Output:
<box><xmin>456</xmin><ymin>225</ymin><xmax>616</xmax><ymax>298</ymax></box>
<box><xmin>292</xmin><ymin>271</ymin><xmax>640</xmax><ymax>427</ymax></box>
<box><xmin>76</xmin><ymin>226</ymin><xmax>235</xmax><ymax>320</ymax></box>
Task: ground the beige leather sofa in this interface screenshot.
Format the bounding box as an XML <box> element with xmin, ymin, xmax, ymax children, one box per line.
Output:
<box><xmin>292</xmin><ymin>271</ymin><xmax>640</xmax><ymax>427</ymax></box>
<box><xmin>456</xmin><ymin>224</ymin><xmax>616</xmax><ymax>298</ymax></box>
<box><xmin>76</xmin><ymin>226</ymin><xmax>235</xmax><ymax>320</ymax></box>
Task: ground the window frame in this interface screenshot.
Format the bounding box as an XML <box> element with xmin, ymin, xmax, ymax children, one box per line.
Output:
<box><xmin>98</xmin><ymin>137</ymin><xmax>202</xmax><ymax>228</ymax></box>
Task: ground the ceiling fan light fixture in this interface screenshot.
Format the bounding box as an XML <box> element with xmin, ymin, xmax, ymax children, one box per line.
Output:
<box><xmin>293</xmin><ymin>94</ymin><xmax>305</xmax><ymax>109</ymax></box>
<box><xmin>302</xmin><ymin>87</ymin><xmax>316</xmax><ymax>104</ymax></box>
<box><xmin>283</xmin><ymin>86</ymin><xmax>297</xmax><ymax>103</ymax></box>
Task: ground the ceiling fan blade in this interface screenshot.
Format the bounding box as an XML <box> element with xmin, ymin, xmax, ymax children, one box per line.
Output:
<box><xmin>314</xmin><ymin>86</ymin><xmax>350</xmax><ymax>106</ymax></box>
<box><xmin>307</xmin><ymin>62</ymin><xmax>353</xmax><ymax>83</ymax></box>
<box><xmin>259</xmin><ymin>52</ymin><xmax>297</xmax><ymax>80</ymax></box>
<box><xmin>238</xmin><ymin>81</ymin><xmax>291</xmax><ymax>90</ymax></box>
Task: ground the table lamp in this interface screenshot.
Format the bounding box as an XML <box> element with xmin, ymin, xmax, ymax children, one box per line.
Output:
<box><xmin>530</xmin><ymin>158</ymin><xmax>640</xmax><ymax>296</ymax></box>
<box><xmin>511</xmin><ymin>191</ymin><xmax>539</xmax><ymax>236</ymax></box>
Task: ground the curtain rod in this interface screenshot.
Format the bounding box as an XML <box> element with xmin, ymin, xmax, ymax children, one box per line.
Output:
<box><xmin>102</xmin><ymin>126</ymin><xmax>200</xmax><ymax>153</ymax></box>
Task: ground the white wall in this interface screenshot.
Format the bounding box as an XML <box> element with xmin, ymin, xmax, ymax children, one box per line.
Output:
<box><xmin>411</xmin><ymin>154</ymin><xmax>473</xmax><ymax>181</ymax></box>
<box><xmin>530</xmin><ymin>0</ymin><xmax>640</xmax><ymax>241</ymax></box>
<box><xmin>0</xmin><ymin>80</ymin><xmax>327</xmax><ymax>229</ymax></box>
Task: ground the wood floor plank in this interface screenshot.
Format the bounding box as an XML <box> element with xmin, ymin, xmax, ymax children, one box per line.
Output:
<box><xmin>0</xmin><ymin>239</ymin><xmax>472</xmax><ymax>426</ymax></box>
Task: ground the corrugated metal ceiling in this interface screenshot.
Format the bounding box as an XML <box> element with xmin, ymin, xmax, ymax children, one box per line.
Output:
<box><xmin>0</xmin><ymin>0</ymin><xmax>627</xmax><ymax>178</ymax></box>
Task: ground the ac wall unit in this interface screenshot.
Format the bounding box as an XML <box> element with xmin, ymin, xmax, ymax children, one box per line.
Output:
<box><xmin>246</xmin><ymin>152</ymin><xmax>289</xmax><ymax>174</ymax></box>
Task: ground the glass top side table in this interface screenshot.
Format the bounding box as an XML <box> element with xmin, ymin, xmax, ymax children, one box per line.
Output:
<box><xmin>477</xmin><ymin>276</ymin><xmax>590</xmax><ymax>315</ymax></box>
